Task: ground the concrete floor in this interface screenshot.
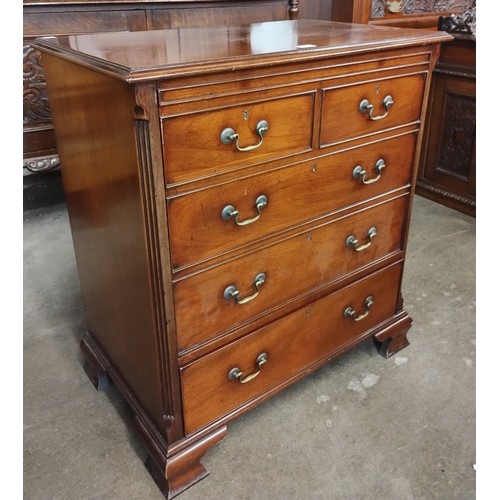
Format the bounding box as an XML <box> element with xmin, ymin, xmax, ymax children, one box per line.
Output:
<box><xmin>24</xmin><ymin>195</ymin><xmax>476</xmax><ymax>500</ymax></box>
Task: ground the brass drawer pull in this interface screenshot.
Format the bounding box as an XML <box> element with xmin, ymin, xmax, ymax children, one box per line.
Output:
<box><xmin>344</xmin><ymin>296</ymin><xmax>374</xmax><ymax>322</ymax></box>
<box><xmin>224</xmin><ymin>273</ymin><xmax>266</xmax><ymax>305</ymax></box>
<box><xmin>220</xmin><ymin>120</ymin><xmax>269</xmax><ymax>152</ymax></box>
<box><xmin>221</xmin><ymin>195</ymin><xmax>268</xmax><ymax>226</ymax></box>
<box><xmin>353</xmin><ymin>159</ymin><xmax>386</xmax><ymax>185</ymax></box>
<box><xmin>359</xmin><ymin>95</ymin><xmax>394</xmax><ymax>121</ymax></box>
<box><xmin>228</xmin><ymin>352</ymin><xmax>268</xmax><ymax>384</ymax></box>
<box><xmin>345</xmin><ymin>227</ymin><xmax>377</xmax><ymax>252</ymax></box>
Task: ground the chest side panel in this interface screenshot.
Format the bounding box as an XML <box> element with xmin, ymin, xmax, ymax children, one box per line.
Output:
<box><xmin>40</xmin><ymin>53</ymin><xmax>169</xmax><ymax>434</ymax></box>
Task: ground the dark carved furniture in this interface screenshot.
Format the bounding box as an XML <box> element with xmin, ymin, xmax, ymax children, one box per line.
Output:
<box><xmin>416</xmin><ymin>8</ymin><xmax>476</xmax><ymax>216</ymax></box>
<box><xmin>330</xmin><ymin>0</ymin><xmax>476</xmax><ymax>27</ymax></box>
<box><xmin>23</xmin><ymin>0</ymin><xmax>299</xmax><ymax>174</ymax></box>
<box><xmin>33</xmin><ymin>20</ymin><xmax>450</xmax><ymax>498</ymax></box>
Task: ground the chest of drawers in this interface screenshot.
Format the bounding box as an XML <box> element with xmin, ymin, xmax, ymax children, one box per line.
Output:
<box><xmin>33</xmin><ymin>20</ymin><xmax>451</xmax><ymax>498</ymax></box>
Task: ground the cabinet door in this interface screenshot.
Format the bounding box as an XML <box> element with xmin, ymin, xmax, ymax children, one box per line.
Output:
<box><xmin>417</xmin><ymin>71</ymin><xmax>476</xmax><ymax>216</ymax></box>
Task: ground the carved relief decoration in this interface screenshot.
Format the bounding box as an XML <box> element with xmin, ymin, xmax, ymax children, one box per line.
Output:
<box><xmin>436</xmin><ymin>92</ymin><xmax>475</xmax><ymax>179</ymax></box>
<box><xmin>23</xmin><ymin>44</ymin><xmax>52</xmax><ymax>125</ymax></box>
<box><xmin>415</xmin><ymin>179</ymin><xmax>475</xmax><ymax>207</ymax></box>
<box><xmin>371</xmin><ymin>0</ymin><xmax>386</xmax><ymax>17</ymax></box>
<box><xmin>371</xmin><ymin>0</ymin><xmax>475</xmax><ymax>17</ymax></box>
<box><xmin>404</xmin><ymin>0</ymin><xmax>475</xmax><ymax>14</ymax></box>
<box><xmin>23</xmin><ymin>155</ymin><xmax>60</xmax><ymax>173</ymax></box>
<box><xmin>438</xmin><ymin>6</ymin><xmax>476</xmax><ymax>36</ymax></box>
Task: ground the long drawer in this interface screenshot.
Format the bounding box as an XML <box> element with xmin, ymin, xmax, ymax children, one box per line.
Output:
<box><xmin>180</xmin><ymin>261</ymin><xmax>403</xmax><ymax>434</ymax></box>
<box><xmin>168</xmin><ymin>132</ymin><xmax>416</xmax><ymax>270</ymax></box>
<box><xmin>320</xmin><ymin>73</ymin><xmax>426</xmax><ymax>146</ymax></box>
<box><xmin>174</xmin><ymin>195</ymin><xmax>407</xmax><ymax>352</ymax></box>
<box><xmin>161</xmin><ymin>93</ymin><xmax>314</xmax><ymax>184</ymax></box>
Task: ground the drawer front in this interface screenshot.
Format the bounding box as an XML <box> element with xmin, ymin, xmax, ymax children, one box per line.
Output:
<box><xmin>181</xmin><ymin>261</ymin><xmax>403</xmax><ymax>434</ymax></box>
<box><xmin>320</xmin><ymin>73</ymin><xmax>426</xmax><ymax>146</ymax></box>
<box><xmin>174</xmin><ymin>195</ymin><xmax>407</xmax><ymax>352</ymax></box>
<box><xmin>168</xmin><ymin>133</ymin><xmax>416</xmax><ymax>269</ymax></box>
<box><xmin>162</xmin><ymin>93</ymin><xmax>314</xmax><ymax>184</ymax></box>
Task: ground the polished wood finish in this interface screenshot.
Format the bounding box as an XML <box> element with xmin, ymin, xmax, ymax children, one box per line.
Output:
<box><xmin>181</xmin><ymin>261</ymin><xmax>404</xmax><ymax>434</ymax></box>
<box><xmin>320</xmin><ymin>73</ymin><xmax>425</xmax><ymax>146</ymax></box>
<box><xmin>175</xmin><ymin>195</ymin><xmax>408</xmax><ymax>353</ymax></box>
<box><xmin>23</xmin><ymin>0</ymin><xmax>299</xmax><ymax>173</ymax></box>
<box><xmin>416</xmin><ymin>37</ymin><xmax>476</xmax><ymax>216</ymax></box>
<box><xmin>168</xmin><ymin>132</ymin><xmax>417</xmax><ymax>269</ymax></box>
<box><xmin>327</xmin><ymin>1</ymin><xmax>476</xmax><ymax>216</ymax></box>
<box><xmin>33</xmin><ymin>20</ymin><xmax>450</xmax><ymax>497</ymax></box>
<box><xmin>162</xmin><ymin>93</ymin><xmax>315</xmax><ymax>183</ymax></box>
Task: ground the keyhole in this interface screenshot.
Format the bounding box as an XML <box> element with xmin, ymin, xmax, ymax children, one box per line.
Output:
<box><xmin>243</xmin><ymin>110</ymin><xmax>249</xmax><ymax>120</ymax></box>
<box><xmin>376</xmin><ymin>85</ymin><xmax>381</xmax><ymax>95</ymax></box>
<box><xmin>311</xmin><ymin>163</ymin><xmax>317</xmax><ymax>173</ymax></box>
<box><xmin>307</xmin><ymin>233</ymin><xmax>313</xmax><ymax>242</ymax></box>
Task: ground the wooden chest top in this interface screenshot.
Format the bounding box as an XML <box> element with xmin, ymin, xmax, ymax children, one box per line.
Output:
<box><xmin>33</xmin><ymin>19</ymin><xmax>451</xmax><ymax>81</ymax></box>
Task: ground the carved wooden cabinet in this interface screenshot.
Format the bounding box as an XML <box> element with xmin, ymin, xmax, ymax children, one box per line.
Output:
<box><xmin>33</xmin><ymin>20</ymin><xmax>450</xmax><ymax>498</ymax></box>
<box><xmin>416</xmin><ymin>28</ymin><xmax>476</xmax><ymax>216</ymax></box>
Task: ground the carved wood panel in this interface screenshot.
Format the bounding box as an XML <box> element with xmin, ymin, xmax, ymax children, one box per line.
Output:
<box><xmin>23</xmin><ymin>45</ymin><xmax>52</xmax><ymax>126</ymax></box>
<box><xmin>435</xmin><ymin>92</ymin><xmax>475</xmax><ymax>180</ymax></box>
<box><xmin>371</xmin><ymin>0</ymin><xmax>475</xmax><ymax>18</ymax></box>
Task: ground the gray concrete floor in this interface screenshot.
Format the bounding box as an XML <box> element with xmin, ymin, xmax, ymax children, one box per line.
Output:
<box><xmin>24</xmin><ymin>195</ymin><xmax>476</xmax><ymax>500</ymax></box>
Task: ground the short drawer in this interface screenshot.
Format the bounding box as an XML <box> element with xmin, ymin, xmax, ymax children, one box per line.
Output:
<box><xmin>174</xmin><ymin>195</ymin><xmax>407</xmax><ymax>352</ymax></box>
<box><xmin>161</xmin><ymin>93</ymin><xmax>314</xmax><ymax>184</ymax></box>
<box><xmin>168</xmin><ymin>132</ymin><xmax>416</xmax><ymax>269</ymax></box>
<box><xmin>180</xmin><ymin>261</ymin><xmax>403</xmax><ymax>434</ymax></box>
<box><xmin>320</xmin><ymin>73</ymin><xmax>426</xmax><ymax>146</ymax></box>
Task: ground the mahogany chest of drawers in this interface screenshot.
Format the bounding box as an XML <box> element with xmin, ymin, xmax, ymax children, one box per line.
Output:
<box><xmin>33</xmin><ymin>20</ymin><xmax>451</xmax><ymax>498</ymax></box>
